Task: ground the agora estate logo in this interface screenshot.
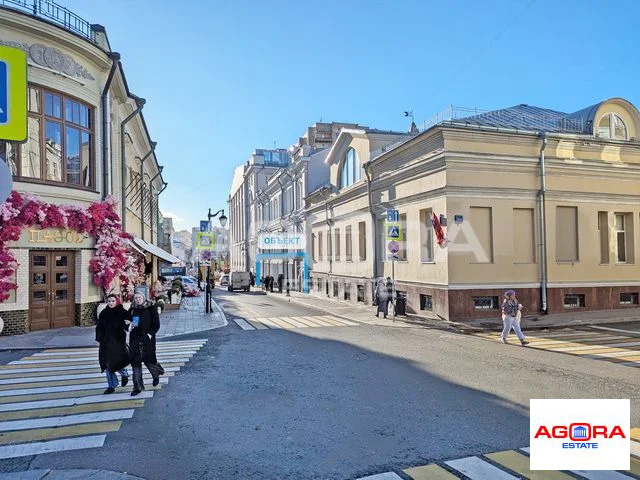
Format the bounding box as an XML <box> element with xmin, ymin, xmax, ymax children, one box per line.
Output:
<box><xmin>534</xmin><ymin>423</ymin><xmax>626</xmax><ymax>449</ymax></box>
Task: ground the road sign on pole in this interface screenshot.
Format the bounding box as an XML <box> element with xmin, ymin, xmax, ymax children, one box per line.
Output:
<box><xmin>386</xmin><ymin>209</ymin><xmax>399</xmax><ymax>223</ymax></box>
<box><xmin>0</xmin><ymin>46</ymin><xmax>27</xmax><ymax>142</ymax></box>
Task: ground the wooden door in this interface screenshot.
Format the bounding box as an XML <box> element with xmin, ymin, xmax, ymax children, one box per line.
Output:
<box><xmin>29</xmin><ymin>251</ymin><xmax>75</xmax><ymax>331</ymax></box>
<box><xmin>51</xmin><ymin>252</ymin><xmax>75</xmax><ymax>328</ymax></box>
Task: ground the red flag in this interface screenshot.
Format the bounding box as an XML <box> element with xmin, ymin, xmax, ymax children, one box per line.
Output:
<box><xmin>432</xmin><ymin>213</ymin><xmax>446</xmax><ymax>246</ymax></box>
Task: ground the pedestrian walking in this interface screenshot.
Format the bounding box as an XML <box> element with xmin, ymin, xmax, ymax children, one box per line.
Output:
<box><xmin>277</xmin><ymin>273</ymin><xmax>284</xmax><ymax>293</ymax></box>
<box><xmin>96</xmin><ymin>294</ymin><xmax>130</xmax><ymax>394</ymax></box>
<box><xmin>128</xmin><ymin>292</ymin><xmax>165</xmax><ymax>396</ymax></box>
<box><xmin>501</xmin><ymin>289</ymin><xmax>529</xmax><ymax>346</ymax></box>
<box><xmin>374</xmin><ymin>279</ymin><xmax>390</xmax><ymax>318</ymax></box>
<box><xmin>249</xmin><ymin>271</ymin><xmax>255</xmax><ymax>287</ymax></box>
<box><xmin>269</xmin><ymin>275</ymin><xmax>274</xmax><ymax>293</ymax></box>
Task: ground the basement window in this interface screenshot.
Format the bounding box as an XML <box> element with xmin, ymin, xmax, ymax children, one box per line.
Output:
<box><xmin>420</xmin><ymin>294</ymin><xmax>433</xmax><ymax>311</ymax></box>
<box><xmin>357</xmin><ymin>285</ymin><xmax>365</xmax><ymax>303</ymax></box>
<box><xmin>473</xmin><ymin>296</ymin><xmax>499</xmax><ymax>310</ymax></box>
<box><xmin>620</xmin><ymin>292</ymin><xmax>639</xmax><ymax>305</ymax></box>
<box><xmin>564</xmin><ymin>294</ymin><xmax>585</xmax><ymax>308</ymax></box>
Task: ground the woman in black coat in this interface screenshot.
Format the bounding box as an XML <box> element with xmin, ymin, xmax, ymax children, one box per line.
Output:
<box><xmin>128</xmin><ymin>291</ymin><xmax>164</xmax><ymax>396</ymax></box>
<box><xmin>96</xmin><ymin>294</ymin><xmax>130</xmax><ymax>394</ymax></box>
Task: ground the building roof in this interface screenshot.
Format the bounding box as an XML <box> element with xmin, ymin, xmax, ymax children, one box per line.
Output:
<box><xmin>451</xmin><ymin>104</ymin><xmax>586</xmax><ymax>133</ymax></box>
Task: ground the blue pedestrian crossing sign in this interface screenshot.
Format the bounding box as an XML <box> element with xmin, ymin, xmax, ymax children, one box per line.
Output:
<box><xmin>385</xmin><ymin>222</ymin><xmax>403</xmax><ymax>241</ymax></box>
<box><xmin>0</xmin><ymin>46</ymin><xmax>27</xmax><ymax>142</ymax></box>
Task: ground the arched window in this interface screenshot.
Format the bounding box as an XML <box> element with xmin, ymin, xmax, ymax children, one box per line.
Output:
<box><xmin>597</xmin><ymin>113</ymin><xmax>628</xmax><ymax>140</ymax></box>
<box><xmin>339</xmin><ymin>148</ymin><xmax>361</xmax><ymax>189</ymax></box>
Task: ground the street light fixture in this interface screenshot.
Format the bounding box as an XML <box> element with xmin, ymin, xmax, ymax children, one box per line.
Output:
<box><xmin>203</xmin><ymin>208</ymin><xmax>227</xmax><ymax>313</ymax></box>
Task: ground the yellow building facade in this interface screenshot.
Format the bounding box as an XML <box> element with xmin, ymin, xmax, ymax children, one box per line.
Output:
<box><xmin>0</xmin><ymin>4</ymin><xmax>166</xmax><ymax>334</ymax></box>
<box><xmin>307</xmin><ymin>99</ymin><xmax>640</xmax><ymax>321</ymax></box>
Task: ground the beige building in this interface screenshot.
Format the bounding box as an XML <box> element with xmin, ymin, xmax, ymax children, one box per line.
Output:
<box><xmin>0</xmin><ymin>3</ymin><xmax>173</xmax><ymax>334</ymax></box>
<box><xmin>307</xmin><ymin>99</ymin><xmax>640</xmax><ymax>320</ymax></box>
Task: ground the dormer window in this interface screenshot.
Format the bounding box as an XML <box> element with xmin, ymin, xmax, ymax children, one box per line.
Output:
<box><xmin>597</xmin><ymin>113</ymin><xmax>628</xmax><ymax>140</ymax></box>
<box><xmin>339</xmin><ymin>148</ymin><xmax>361</xmax><ymax>189</ymax></box>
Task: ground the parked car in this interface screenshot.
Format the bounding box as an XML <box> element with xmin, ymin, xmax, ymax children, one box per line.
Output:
<box><xmin>219</xmin><ymin>274</ymin><xmax>229</xmax><ymax>286</ymax></box>
<box><xmin>228</xmin><ymin>271</ymin><xmax>250</xmax><ymax>292</ymax></box>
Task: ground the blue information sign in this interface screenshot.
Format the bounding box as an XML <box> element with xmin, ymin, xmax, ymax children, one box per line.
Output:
<box><xmin>386</xmin><ymin>209</ymin><xmax>399</xmax><ymax>223</ymax></box>
<box><xmin>0</xmin><ymin>61</ymin><xmax>7</xmax><ymax>125</ymax></box>
<box><xmin>200</xmin><ymin>220</ymin><xmax>209</xmax><ymax>232</ymax></box>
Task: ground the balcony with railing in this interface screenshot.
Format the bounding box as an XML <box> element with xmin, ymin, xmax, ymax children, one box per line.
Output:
<box><xmin>0</xmin><ymin>0</ymin><xmax>95</xmax><ymax>41</ymax></box>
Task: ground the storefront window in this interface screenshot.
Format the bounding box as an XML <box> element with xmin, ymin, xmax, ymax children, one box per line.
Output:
<box><xmin>11</xmin><ymin>85</ymin><xmax>94</xmax><ymax>189</ymax></box>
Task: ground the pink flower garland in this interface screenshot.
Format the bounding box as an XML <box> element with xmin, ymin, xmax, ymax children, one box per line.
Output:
<box><xmin>0</xmin><ymin>191</ymin><xmax>141</xmax><ymax>303</ymax></box>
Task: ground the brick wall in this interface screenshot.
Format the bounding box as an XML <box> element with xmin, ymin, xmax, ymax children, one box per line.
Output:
<box><xmin>75</xmin><ymin>301</ymin><xmax>100</xmax><ymax>327</ymax></box>
<box><xmin>0</xmin><ymin>310</ymin><xmax>29</xmax><ymax>336</ymax></box>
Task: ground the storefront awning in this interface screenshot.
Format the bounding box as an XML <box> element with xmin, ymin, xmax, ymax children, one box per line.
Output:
<box><xmin>126</xmin><ymin>239</ymin><xmax>146</xmax><ymax>256</ymax></box>
<box><xmin>132</xmin><ymin>237</ymin><xmax>181</xmax><ymax>264</ymax></box>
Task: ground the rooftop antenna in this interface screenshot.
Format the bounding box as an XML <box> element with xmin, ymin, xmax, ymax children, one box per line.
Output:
<box><xmin>273</xmin><ymin>140</ymin><xmax>276</xmax><ymax>149</ymax></box>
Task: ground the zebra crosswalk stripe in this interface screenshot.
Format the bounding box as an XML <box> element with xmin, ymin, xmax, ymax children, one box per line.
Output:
<box><xmin>0</xmin><ymin>434</ymin><xmax>106</xmax><ymax>460</ymax></box>
<box><xmin>445</xmin><ymin>455</ymin><xmax>519</xmax><ymax>479</ymax></box>
<box><xmin>0</xmin><ymin>339</ymin><xmax>206</xmax><ymax>459</ymax></box>
<box><xmin>236</xmin><ymin>315</ymin><xmax>361</xmax><ymax>330</ymax></box>
<box><xmin>368</xmin><ymin>439</ymin><xmax>640</xmax><ymax>480</ymax></box>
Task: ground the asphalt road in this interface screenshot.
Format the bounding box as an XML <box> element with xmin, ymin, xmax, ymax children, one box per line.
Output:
<box><xmin>0</xmin><ymin>298</ymin><xmax>638</xmax><ymax>479</ymax></box>
<box><xmin>213</xmin><ymin>286</ymin><xmax>329</xmax><ymax>320</ymax></box>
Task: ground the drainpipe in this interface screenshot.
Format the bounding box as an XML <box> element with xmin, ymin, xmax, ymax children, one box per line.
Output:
<box><xmin>120</xmin><ymin>95</ymin><xmax>146</xmax><ymax>231</ymax></box>
<box><xmin>101</xmin><ymin>52</ymin><xmax>120</xmax><ymax>199</ymax></box>
<box><xmin>363</xmin><ymin>162</ymin><xmax>377</xmax><ymax>281</ymax></box>
<box><xmin>538</xmin><ymin>131</ymin><xmax>549</xmax><ymax>314</ymax></box>
<box><xmin>139</xmin><ymin>142</ymin><xmax>157</xmax><ymax>241</ymax></box>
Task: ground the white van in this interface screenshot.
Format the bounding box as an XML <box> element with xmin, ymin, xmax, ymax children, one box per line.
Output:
<box><xmin>228</xmin><ymin>271</ymin><xmax>251</xmax><ymax>292</ymax></box>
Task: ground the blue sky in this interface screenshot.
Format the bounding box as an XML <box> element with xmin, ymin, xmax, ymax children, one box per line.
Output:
<box><xmin>64</xmin><ymin>0</ymin><xmax>640</xmax><ymax>231</ymax></box>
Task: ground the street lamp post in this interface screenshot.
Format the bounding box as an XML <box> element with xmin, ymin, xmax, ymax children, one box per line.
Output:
<box><xmin>205</xmin><ymin>208</ymin><xmax>227</xmax><ymax>313</ymax></box>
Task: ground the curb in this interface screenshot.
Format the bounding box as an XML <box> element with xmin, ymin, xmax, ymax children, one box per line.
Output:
<box><xmin>0</xmin><ymin>302</ymin><xmax>229</xmax><ymax>351</ymax></box>
<box><xmin>0</xmin><ymin>469</ymin><xmax>146</xmax><ymax>479</ymax></box>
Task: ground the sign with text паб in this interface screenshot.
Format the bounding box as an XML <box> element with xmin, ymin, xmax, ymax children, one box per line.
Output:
<box><xmin>0</xmin><ymin>46</ymin><xmax>27</xmax><ymax>142</ymax></box>
<box><xmin>258</xmin><ymin>233</ymin><xmax>306</xmax><ymax>250</ymax></box>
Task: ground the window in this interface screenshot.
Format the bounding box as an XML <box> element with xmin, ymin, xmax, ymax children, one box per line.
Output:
<box><xmin>513</xmin><ymin>208</ymin><xmax>535</xmax><ymax>263</ymax></box>
<box><xmin>564</xmin><ymin>294</ymin><xmax>585</xmax><ymax>308</ymax></box>
<box><xmin>318</xmin><ymin>232</ymin><xmax>323</xmax><ymax>261</ymax></box>
<box><xmin>345</xmin><ymin>225</ymin><xmax>353</xmax><ymax>261</ymax></box>
<box><xmin>473</xmin><ymin>296</ymin><xmax>499</xmax><ymax>310</ymax></box>
<box><xmin>420</xmin><ymin>209</ymin><xmax>434</xmax><ymax>262</ymax></box>
<box><xmin>344</xmin><ymin>285</ymin><xmax>351</xmax><ymax>301</ymax></box>
<box><xmin>420</xmin><ymin>294</ymin><xmax>433</xmax><ymax>311</ymax></box>
<box><xmin>334</xmin><ymin>228</ymin><xmax>341</xmax><ymax>261</ymax></box>
<box><xmin>333</xmin><ymin>281</ymin><xmax>339</xmax><ymax>298</ymax></box>
<box><xmin>358</xmin><ymin>221</ymin><xmax>367</xmax><ymax>261</ymax></box>
<box><xmin>620</xmin><ymin>293</ymin><xmax>639</xmax><ymax>305</ymax></box>
<box><xmin>470</xmin><ymin>207</ymin><xmax>494</xmax><ymax>263</ymax></box>
<box><xmin>357</xmin><ymin>285</ymin><xmax>365</xmax><ymax>303</ymax></box>
<box><xmin>556</xmin><ymin>206</ymin><xmax>579</xmax><ymax>262</ymax></box>
<box><xmin>598</xmin><ymin>212</ymin><xmax>609</xmax><ymax>264</ymax></box>
<box><xmin>339</xmin><ymin>148</ymin><xmax>361</xmax><ymax>188</ymax></box>
<box><xmin>311</xmin><ymin>235</ymin><xmax>316</xmax><ymax>262</ymax></box>
<box><xmin>0</xmin><ymin>141</ymin><xmax>18</xmax><ymax>175</ymax></box>
<box><xmin>327</xmin><ymin>230</ymin><xmax>332</xmax><ymax>259</ymax></box>
<box><xmin>615</xmin><ymin>213</ymin><xmax>630</xmax><ymax>263</ymax></box>
<box><xmin>399</xmin><ymin>214</ymin><xmax>407</xmax><ymax>261</ymax></box>
<box><xmin>597</xmin><ymin>113</ymin><xmax>628</xmax><ymax>140</ymax></box>
<box><xmin>316</xmin><ymin>278</ymin><xmax>322</xmax><ymax>292</ymax></box>
<box><xmin>7</xmin><ymin>86</ymin><xmax>93</xmax><ymax>188</ymax></box>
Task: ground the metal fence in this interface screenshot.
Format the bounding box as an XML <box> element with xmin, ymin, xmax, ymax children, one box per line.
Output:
<box><xmin>0</xmin><ymin>0</ymin><xmax>94</xmax><ymax>40</ymax></box>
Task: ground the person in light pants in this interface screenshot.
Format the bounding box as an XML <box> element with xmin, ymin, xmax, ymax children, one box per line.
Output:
<box><xmin>501</xmin><ymin>289</ymin><xmax>529</xmax><ymax>346</ymax></box>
